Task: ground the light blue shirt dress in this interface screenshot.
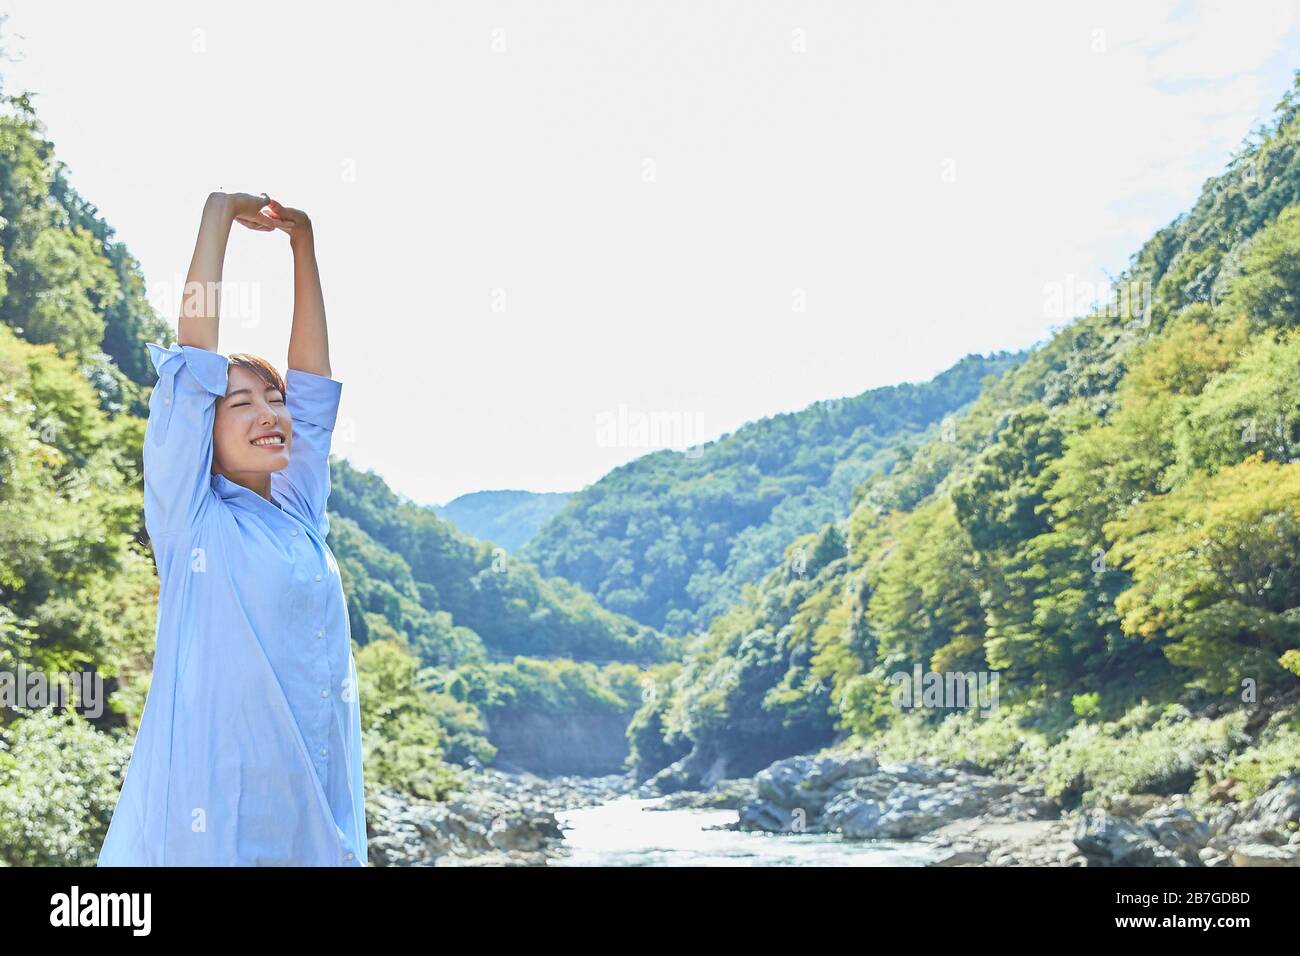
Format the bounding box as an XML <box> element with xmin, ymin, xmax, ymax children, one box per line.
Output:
<box><xmin>98</xmin><ymin>342</ymin><xmax>367</xmax><ymax>866</ymax></box>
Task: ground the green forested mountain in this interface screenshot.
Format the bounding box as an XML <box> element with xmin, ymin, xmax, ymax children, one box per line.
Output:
<box><xmin>630</xmin><ymin>75</ymin><xmax>1300</xmax><ymax>799</ymax></box>
<box><xmin>521</xmin><ymin>351</ymin><xmax>1023</xmax><ymax>636</ymax></box>
<box><xmin>432</xmin><ymin>489</ymin><xmax>573</xmax><ymax>553</ymax></box>
<box><xmin>329</xmin><ymin>461</ymin><xmax>668</xmax><ymax>666</ymax></box>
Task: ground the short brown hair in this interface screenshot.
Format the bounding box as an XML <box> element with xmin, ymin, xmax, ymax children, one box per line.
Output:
<box><xmin>227</xmin><ymin>353</ymin><xmax>287</xmax><ymax>398</ymax></box>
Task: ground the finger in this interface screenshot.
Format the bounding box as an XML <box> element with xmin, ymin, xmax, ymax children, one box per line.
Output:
<box><xmin>268</xmin><ymin>199</ymin><xmax>299</xmax><ymax>220</ymax></box>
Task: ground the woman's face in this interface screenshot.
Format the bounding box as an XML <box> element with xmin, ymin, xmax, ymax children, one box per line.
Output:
<box><xmin>211</xmin><ymin>364</ymin><xmax>293</xmax><ymax>476</ymax></box>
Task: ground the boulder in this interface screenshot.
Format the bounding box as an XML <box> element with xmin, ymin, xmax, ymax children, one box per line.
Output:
<box><xmin>1074</xmin><ymin>812</ymin><xmax>1206</xmax><ymax>867</ymax></box>
<box><xmin>1230</xmin><ymin>843</ymin><xmax>1300</xmax><ymax>867</ymax></box>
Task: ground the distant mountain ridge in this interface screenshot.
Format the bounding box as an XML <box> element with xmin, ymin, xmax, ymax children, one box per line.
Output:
<box><xmin>327</xmin><ymin>462</ymin><xmax>668</xmax><ymax>667</ymax></box>
<box><xmin>520</xmin><ymin>350</ymin><xmax>1025</xmax><ymax>634</ymax></box>
<box><xmin>431</xmin><ymin>489</ymin><xmax>573</xmax><ymax>553</ymax></box>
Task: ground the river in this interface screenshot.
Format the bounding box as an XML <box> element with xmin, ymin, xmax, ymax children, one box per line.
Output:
<box><xmin>547</xmin><ymin>794</ymin><xmax>944</xmax><ymax>866</ymax></box>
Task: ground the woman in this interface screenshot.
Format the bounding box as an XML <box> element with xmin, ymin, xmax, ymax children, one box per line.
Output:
<box><xmin>98</xmin><ymin>191</ymin><xmax>366</xmax><ymax>866</ymax></box>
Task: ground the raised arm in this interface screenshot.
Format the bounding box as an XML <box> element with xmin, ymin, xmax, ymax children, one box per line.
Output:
<box><xmin>267</xmin><ymin>200</ymin><xmax>331</xmax><ymax>378</ymax></box>
<box><xmin>179</xmin><ymin>191</ymin><xmax>280</xmax><ymax>351</ymax></box>
<box><xmin>262</xmin><ymin>200</ymin><xmax>338</xmax><ymax>535</ymax></box>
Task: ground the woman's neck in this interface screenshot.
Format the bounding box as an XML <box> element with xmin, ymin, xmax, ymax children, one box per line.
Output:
<box><xmin>215</xmin><ymin>468</ymin><xmax>273</xmax><ymax>502</ymax></box>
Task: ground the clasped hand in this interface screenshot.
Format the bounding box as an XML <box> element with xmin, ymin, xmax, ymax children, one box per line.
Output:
<box><xmin>214</xmin><ymin>191</ymin><xmax>311</xmax><ymax>240</ymax></box>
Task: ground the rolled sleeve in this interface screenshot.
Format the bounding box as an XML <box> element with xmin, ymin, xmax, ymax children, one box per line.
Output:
<box><xmin>143</xmin><ymin>342</ymin><xmax>229</xmax><ymax>539</ymax></box>
<box><xmin>272</xmin><ymin>368</ymin><xmax>343</xmax><ymax>536</ymax></box>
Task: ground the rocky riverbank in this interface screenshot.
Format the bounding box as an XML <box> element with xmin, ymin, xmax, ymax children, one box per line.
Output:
<box><xmin>365</xmin><ymin>751</ymin><xmax>1299</xmax><ymax>866</ymax></box>
<box><xmin>714</xmin><ymin>749</ymin><xmax>1300</xmax><ymax>866</ymax></box>
<box><xmin>365</xmin><ymin>769</ymin><xmax>636</xmax><ymax>866</ymax></box>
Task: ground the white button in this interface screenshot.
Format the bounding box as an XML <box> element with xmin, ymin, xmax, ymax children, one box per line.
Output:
<box><xmin>314</xmin><ymin>573</ymin><xmax>322</xmax><ymax>581</ymax></box>
<box><xmin>290</xmin><ymin>529</ymin><xmax>298</xmax><ymax>536</ymax></box>
<box><xmin>316</xmin><ymin>629</ymin><xmax>324</xmax><ymax>639</ymax></box>
<box><xmin>345</xmin><ymin>852</ymin><xmax>354</xmax><ymax>861</ymax></box>
<box><xmin>320</xmin><ymin>746</ymin><xmax>328</xmax><ymax>757</ymax></box>
<box><xmin>320</xmin><ymin>688</ymin><xmax>329</xmax><ymax>698</ymax></box>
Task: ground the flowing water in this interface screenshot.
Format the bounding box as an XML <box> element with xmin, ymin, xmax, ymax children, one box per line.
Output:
<box><xmin>547</xmin><ymin>795</ymin><xmax>943</xmax><ymax>866</ymax></box>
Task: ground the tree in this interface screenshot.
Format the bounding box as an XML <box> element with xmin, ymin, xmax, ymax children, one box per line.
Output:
<box><xmin>867</xmin><ymin>497</ymin><xmax>985</xmax><ymax>675</ymax></box>
<box><xmin>1220</xmin><ymin>205</ymin><xmax>1300</xmax><ymax>332</ymax></box>
<box><xmin>1107</xmin><ymin>455</ymin><xmax>1300</xmax><ymax>695</ymax></box>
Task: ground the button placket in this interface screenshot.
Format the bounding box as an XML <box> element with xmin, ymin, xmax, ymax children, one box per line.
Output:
<box><xmin>315</xmin><ymin>544</ymin><xmax>334</xmax><ymax>783</ymax></box>
<box><xmin>289</xmin><ymin>528</ymin><xmax>328</xmax><ymax>778</ymax></box>
<box><xmin>289</xmin><ymin>530</ymin><xmax>331</xmax><ymax>782</ymax></box>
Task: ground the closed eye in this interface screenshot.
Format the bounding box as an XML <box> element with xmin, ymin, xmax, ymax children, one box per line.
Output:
<box><xmin>228</xmin><ymin>391</ymin><xmax>283</xmax><ymax>408</ymax></box>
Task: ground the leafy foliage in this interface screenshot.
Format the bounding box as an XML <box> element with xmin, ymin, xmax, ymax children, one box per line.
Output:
<box><xmin>1108</xmin><ymin>455</ymin><xmax>1300</xmax><ymax>694</ymax></box>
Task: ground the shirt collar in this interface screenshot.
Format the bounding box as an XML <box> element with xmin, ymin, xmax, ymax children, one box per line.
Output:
<box><xmin>213</xmin><ymin>473</ymin><xmax>285</xmax><ymax>511</ymax></box>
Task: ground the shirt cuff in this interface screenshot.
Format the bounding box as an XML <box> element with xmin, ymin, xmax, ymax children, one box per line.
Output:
<box><xmin>146</xmin><ymin>341</ymin><xmax>231</xmax><ymax>396</ymax></box>
<box><xmin>285</xmin><ymin>368</ymin><xmax>343</xmax><ymax>430</ymax></box>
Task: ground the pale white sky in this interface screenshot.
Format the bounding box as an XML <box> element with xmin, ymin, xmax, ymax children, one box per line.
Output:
<box><xmin>2</xmin><ymin>1</ymin><xmax>1298</xmax><ymax>504</ymax></box>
